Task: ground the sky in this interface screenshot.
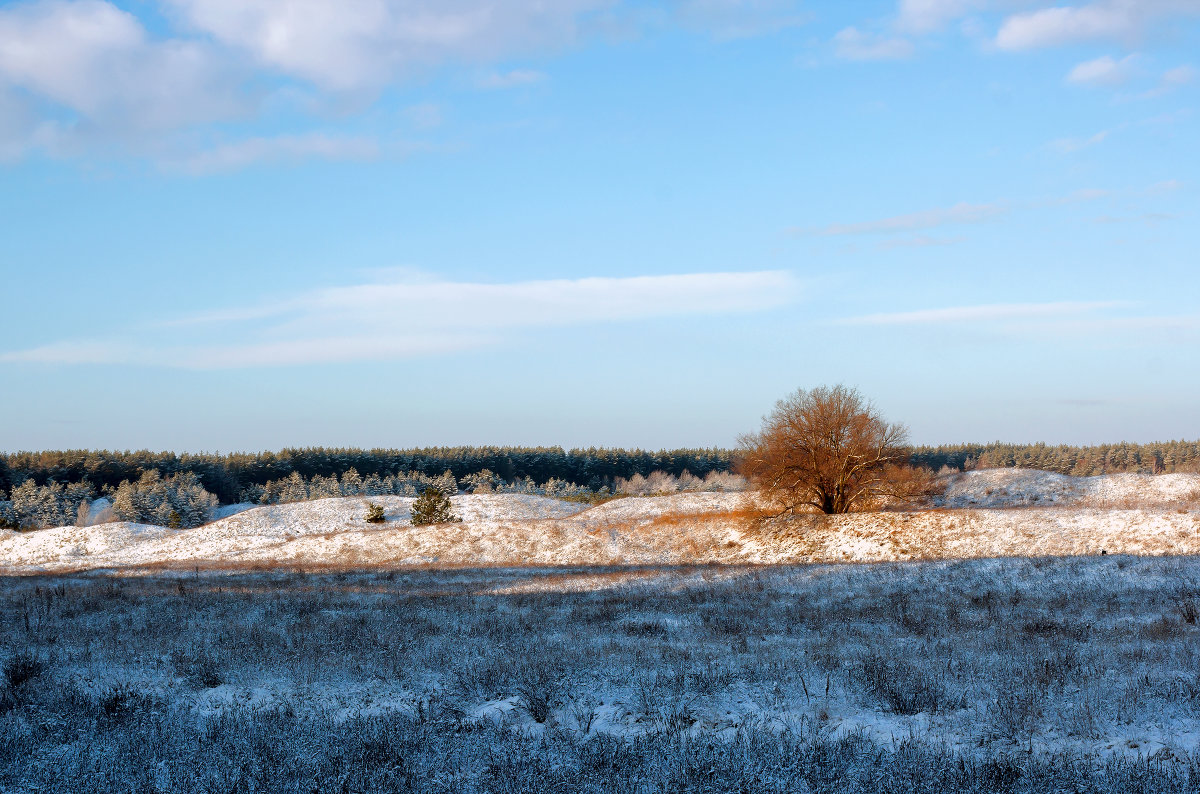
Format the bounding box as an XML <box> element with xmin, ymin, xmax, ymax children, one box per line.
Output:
<box><xmin>1</xmin><ymin>0</ymin><xmax>1198</xmax><ymax>452</ymax></box>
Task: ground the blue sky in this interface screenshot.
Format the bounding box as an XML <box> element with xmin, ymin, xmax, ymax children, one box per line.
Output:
<box><xmin>1</xmin><ymin>0</ymin><xmax>1197</xmax><ymax>451</ymax></box>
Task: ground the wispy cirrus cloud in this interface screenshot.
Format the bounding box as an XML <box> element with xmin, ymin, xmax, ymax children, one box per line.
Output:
<box><xmin>1048</xmin><ymin>129</ymin><xmax>1110</xmax><ymax>153</ymax></box>
<box><xmin>162</xmin><ymin>133</ymin><xmax>381</xmax><ymax>174</ymax></box>
<box><xmin>1066</xmin><ymin>54</ymin><xmax>1138</xmax><ymax>86</ymax></box>
<box><xmin>476</xmin><ymin>69</ymin><xmax>547</xmax><ymax>89</ymax></box>
<box><xmin>797</xmin><ymin>201</ymin><xmax>1007</xmax><ymax>236</ymax></box>
<box><xmin>838</xmin><ymin>301</ymin><xmax>1200</xmax><ymax>343</ymax></box>
<box><xmin>1093</xmin><ymin>212</ymin><xmax>1176</xmax><ymax>225</ymax></box>
<box><xmin>1138</xmin><ymin>64</ymin><xmax>1197</xmax><ymax>98</ymax></box>
<box><xmin>795</xmin><ymin>186</ymin><xmax>1127</xmax><ymax>239</ymax></box>
<box><xmin>878</xmin><ymin>235</ymin><xmax>965</xmax><ymax>250</ymax></box>
<box><xmin>0</xmin><ymin>270</ymin><xmax>800</xmax><ymax>369</ymax></box>
<box><xmin>840</xmin><ymin>301</ymin><xmax>1127</xmax><ymax>326</ymax></box>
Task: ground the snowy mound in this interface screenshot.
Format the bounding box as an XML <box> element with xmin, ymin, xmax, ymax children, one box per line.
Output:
<box><xmin>941</xmin><ymin>469</ymin><xmax>1079</xmax><ymax>507</ymax></box>
<box><xmin>942</xmin><ymin>468</ymin><xmax>1200</xmax><ymax>508</ymax></box>
<box><xmin>2</xmin><ymin>477</ymin><xmax>1199</xmax><ymax>573</ymax></box>
<box><xmin>0</xmin><ymin>494</ymin><xmax>588</xmax><ymax>572</ymax></box>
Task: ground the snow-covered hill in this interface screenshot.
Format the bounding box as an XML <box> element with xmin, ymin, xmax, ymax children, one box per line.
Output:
<box><xmin>941</xmin><ymin>468</ymin><xmax>1200</xmax><ymax>508</ymax></box>
<box><xmin>2</xmin><ymin>470</ymin><xmax>1198</xmax><ymax>573</ymax></box>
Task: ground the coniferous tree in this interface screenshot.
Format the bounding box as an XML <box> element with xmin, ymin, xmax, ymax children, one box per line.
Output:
<box><xmin>410</xmin><ymin>486</ymin><xmax>461</xmax><ymax>526</ymax></box>
<box><xmin>0</xmin><ymin>500</ymin><xmax>16</xmax><ymax>529</ymax></box>
<box><xmin>278</xmin><ymin>472</ymin><xmax>309</xmax><ymax>503</ymax></box>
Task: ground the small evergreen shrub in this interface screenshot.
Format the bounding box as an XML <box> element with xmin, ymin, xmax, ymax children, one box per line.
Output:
<box><xmin>364</xmin><ymin>502</ymin><xmax>385</xmax><ymax>524</ymax></box>
<box><xmin>410</xmin><ymin>487</ymin><xmax>462</xmax><ymax>526</ymax></box>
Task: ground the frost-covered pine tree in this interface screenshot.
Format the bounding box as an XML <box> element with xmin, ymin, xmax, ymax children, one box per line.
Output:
<box><xmin>0</xmin><ymin>500</ymin><xmax>17</xmax><ymax>529</ymax></box>
<box><xmin>278</xmin><ymin>472</ymin><xmax>309</xmax><ymax>503</ymax></box>
<box><xmin>110</xmin><ymin>470</ymin><xmax>217</xmax><ymax>528</ymax></box>
<box><xmin>433</xmin><ymin>470</ymin><xmax>458</xmax><ymax>497</ymax></box>
<box><xmin>340</xmin><ymin>468</ymin><xmax>363</xmax><ymax>496</ymax></box>
<box><xmin>9</xmin><ymin>478</ymin><xmax>89</xmax><ymax>529</ymax></box>
<box><xmin>309</xmin><ymin>475</ymin><xmax>342</xmax><ymax>499</ymax></box>
<box><xmin>462</xmin><ymin>469</ymin><xmax>499</xmax><ymax>494</ymax></box>
<box><xmin>170</xmin><ymin>472</ymin><xmax>218</xmax><ymax>527</ymax></box>
<box><xmin>111</xmin><ymin>471</ymin><xmax>157</xmax><ymax>523</ymax></box>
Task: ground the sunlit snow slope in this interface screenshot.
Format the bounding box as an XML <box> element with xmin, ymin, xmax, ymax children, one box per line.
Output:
<box><xmin>2</xmin><ymin>471</ymin><xmax>1198</xmax><ymax>573</ymax></box>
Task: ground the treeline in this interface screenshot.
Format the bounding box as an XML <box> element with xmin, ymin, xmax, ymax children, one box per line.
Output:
<box><xmin>3</xmin><ymin>441</ymin><xmax>1198</xmax><ymax>508</ymax></box>
<box><xmin>0</xmin><ymin>446</ymin><xmax>735</xmax><ymax>504</ymax></box>
<box><xmin>911</xmin><ymin>441</ymin><xmax>1200</xmax><ymax>476</ymax></box>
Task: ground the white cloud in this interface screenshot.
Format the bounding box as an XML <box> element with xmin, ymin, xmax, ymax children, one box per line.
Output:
<box><xmin>0</xmin><ymin>0</ymin><xmax>814</xmax><ymax>167</ymax></box>
<box><xmin>0</xmin><ymin>271</ymin><xmax>800</xmax><ymax>369</ymax></box>
<box><xmin>995</xmin><ymin>1</ymin><xmax>1200</xmax><ymax>51</ymax></box>
<box><xmin>833</xmin><ymin>26</ymin><xmax>914</xmax><ymax>60</ymax></box>
<box><xmin>671</xmin><ymin>0</ymin><xmax>808</xmax><ymax>39</ymax></box>
<box><xmin>895</xmin><ymin>0</ymin><xmax>980</xmax><ymax>34</ymax></box>
<box><xmin>842</xmin><ymin>301</ymin><xmax>1126</xmax><ymax>325</ymax></box>
<box><xmin>804</xmin><ymin>201</ymin><xmax>1006</xmax><ymax>236</ymax></box>
<box><xmin>1162</xmin><ymin>64</ymin><xmax>1197</xmax><ymax>86</ymax></box>
<box><xmin>1144</xmin><ymin>179</ymin><xmax>1183</xmax><ymax>194</ymax></box>
<box><xmin>163</xmin><ymin>133</ymin><xmax>380</xmax><ymax>174</ymax></box>
<box><xmin>476</xmin><ymin>69</ymin><xmax>547</xmax><ymax>89</ymax></box>
<box><xmin>1066</xmin><ymin>54</ymin><xmax>1138</xmax><ymax>86</ymax></box>
<box><xmin>161</xmin><ymin>0</ymin><xmax>611</xmax><ymax>92</ymax></box>
<box><xmin>0</xmin><ymin>87</ymin><xmax>43</xmax><ymax>161</ymax></box>
<box><xmin>1139</xmin><ymin>64</ymin><xmax>1198</xmax><ymax>97</ymax></box>
<box><xmin>0</xmin><ymin>0</ymin><xmax>243</xmax><ymax>136</ymax></box>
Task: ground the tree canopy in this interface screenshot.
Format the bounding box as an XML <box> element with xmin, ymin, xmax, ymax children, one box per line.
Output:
<box><xmin>739</xmin><ymin>385</ymin><xmax>931</xmax><ymax>515</ymax></box>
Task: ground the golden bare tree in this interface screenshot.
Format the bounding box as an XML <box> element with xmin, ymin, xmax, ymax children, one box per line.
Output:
<box><xmin>738</xmin><ymin>384</ymin><xmax>931</xmax><ymax>515</ymax></box>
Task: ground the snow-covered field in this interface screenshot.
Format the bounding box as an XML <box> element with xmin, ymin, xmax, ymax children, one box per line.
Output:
<box><xmin>2</xmin><ymin>469</ymin><xmax>1199</xmax><ymax>573</ymax></box>
<box><xmin>5</xmin><ymin>470</ymin><xmax>1200</xmax><ymax>791</ymax></box>
<box><xmin>4</xmin><ymin>557</ymin><xmax>1200</xmax><ymax>791</ymax></box>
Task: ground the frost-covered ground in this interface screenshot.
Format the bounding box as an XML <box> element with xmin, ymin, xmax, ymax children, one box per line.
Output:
<box><xmin>5</xmin><ymin>471</ymin><xmax>1200</xmax><ymax>791</ymax></box>
<box><xmin>2</xmin><ymin>469</ymin><xmax>1199</xmax><ymax>573</ymax></box>
<box><xmin>4</xmin><ymin>558</ymin><xmax>1200</xmax><ymax>792</ymax></box>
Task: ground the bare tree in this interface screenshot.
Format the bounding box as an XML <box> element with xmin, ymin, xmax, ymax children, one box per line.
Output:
<box><xmin>738</xmin><ymin>384</ymin><xmax>932</xmax><ymax>516</ymax></box>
